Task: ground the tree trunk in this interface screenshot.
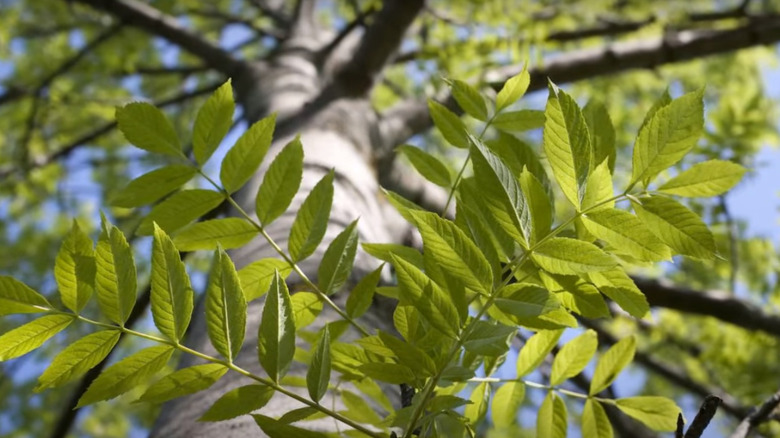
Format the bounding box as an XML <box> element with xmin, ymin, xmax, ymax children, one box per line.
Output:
<box><xmin>151</xmin><ymin>31</ymin><xmax>409</xmax><ymax>438</ymax></box>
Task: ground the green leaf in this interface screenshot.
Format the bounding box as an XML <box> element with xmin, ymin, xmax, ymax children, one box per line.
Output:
<box><xmin>140</xmin><ymin>363</ymin><xmax>228</xmax><ymax>404</ymax></box>
<box><xmin>199</xmin><ymin>385</ymin><xmax>274</xmax><ymax>422</ymax></box>
<box><xmin>77</xmin><ymin>345</ymin><xmax>174</xmax><ymax>407</ymax></box>
<box><xmin>194</xmin><ymin>80</ymin><xmax>234</xmax><ymax>165</ymax></box>
<box><xmin>151</xmin><ymin>224</ymin><xmax>193</xmax><ymax>343</ymax></box>
<box><xmin>0</xmin><ymin>314</ymin><xmax>73</xmax><ymax>361</ymax></box>
<box><xmin>358</xmin><ymin>362</ymin><xmax>415</xmax><ymax>384</ymax></box>
<box><xmin>278</xmin><ymin>407</ymin><xmax>320</xmax><ymax>424</ymax></box>
<box><xmin>95</xmin><ymin>218</ymin><xmax>137</xmax><ymax>326</ymax></box>
<box><xmin>137</xmin><ymin>189</ymin><xmax>225</xmax><ymax>235</ymax></box>
<box><xmin>583</xmin><ymin>399</ymin><xmax>613</xmax><ymax>438</ymax></box>
<box><xmin>396</xmin><ymin>144</ymin><xmax>452</xmax><ymax>187</ymax></box>
<box><xmin>111</xmin><ymin>165</ymin><xmax>197</xmax><ymax>208</ymax></box>
<box><xmin>462</xmin><ymin>320</ymin><xmax>516</xmax><ymax>356</ymax></box>
<box><xmin>383</xmin><ymin>189</ymin><xmax>426</xmax><ymax>223</ymax></box>
<box><xmin>532</xmin><ymin>237</ymin><xmax>616</xmax><ymax>274</ymax></box>
<box><xmin>550</xmin><ymin>329</ymin><xmax>598</xmax><ymax>386</ymax></box>
<box><xmin>470</xmin><ymin>134</ymin><xmax>529</xmax><ymax>245</ymax></box>
<box><xmin>494</xmin><ymin>283</ymin><xmax>560</xmax><ymax>319</ymax></box>
<box><xmin>0</xmin><ymin>276</ymin><xmax>51</xmax><ymax>316</ymax></box>
<box><xmin>583</xmin><ymin>99</ymin><xmax>616</xmax><ymax>173</ymax></box>
<box><xmin>520</xmin><ymin>169</ymin><xmax>553</xmax><ymax>245</ymax></box>
<box><xmin>615</xmin><ymin>396</ymin><xmax>681</xmax><ymax>431</ymax></box>
<box><xmin>452</xmin><ymin>79</ymin><xmax>488</xmax><ymax>121</ymax></box>
<box><xmin>429</xmin><ymin>99</ymin><xmax>469</xmax><ymax>148</ymax></box>
<box><xmin>409</xmin><ymin>210</ymin><xmax>492</xmax><ymax>294</ymax></box>
<box><xmin>238</xmin><ymin>258</ymin><xmax>292</xmax><ymax>302</ymax></box>
<box><xmin>657</xmin><ymin>159</ymin><xmax>746</xmax><ymax>197</ymax></box>
<box><xmin>346</xmin><ymin>266</ymin><xmax>382</xmax><ymax>318</ymax></box>
<box><xmin>491</xmin><ymin>381</ymin><xmax>525</xmax><ymax>428</ymax></box>
<box><xmin>590</xmin><ymin>335</ymin><xmax>636</xmax><ymax>395</ymax></box>
<box><xmin>485</xmin><ymin>133</ymin><xmax>551</xmax><ymax>191</ymax></box>
<box><xmin>581</xmin><ymin>160</ymin><xmax>614</xmax><ymax>213</ymax></box>
<box><xmin>492</xmin><ymin>110</ymin><xmax>545</xmax><ymax>132</ymax></box>
<box><xmin>205</xmin><ymin>249</ymin><xmax>246</xmax><ymax>362</ymax></box>
<box><xmin>464</xmin><ymin>381</ymin><xmax>489</xmax><ymax>424</ymax></box>
<box><xmin>258</xmin><ymin>271</ymin><xmax>296</xmax><ymax>382</ymax></box>
<box><xmin>253</xmin><ymin>414</ymin><xmax>331</xmax><ymax>438</ymax></box>
<box><xmin>587</xmin><ymin>269</ymin><xmax>649</xmax><ymax>318</ymax></box>
<box><xmin>496</xmin><ymin>64</ymin><xmax>530</xmax><ymax>111</ymax></box>
<box><xmin>458</xmin><ymin>179</ymin><xmax>516</xmax><ymax>261</ymax></box>
<box><xmin>391</xmin><ymin>255</ymin><xmax>460</xmax><ymax>338</ymax></box>
<box><xmin>288</xmin><ymin>171</ymin><xmax>333</xmax><ymax>262</ymax></box>
<box><xmin>341</xmin><ymin>390</ymin><xmax>384</xmax><ymax>425</ymax></box>
<box><xmin>631</xmin><ymin>89</ymin><xmax>704</xmax><ymax>185</ymax></box>
<box><xmin>318</xmin><ymin>221</ymin><xmax>359</xmax><ymax>294</ymax></box>
<box><xmin>537</xmin><ymin>392</ymin><xmax>567</xmax><ymax>438</ymax></box>
<box><xmin>516</xmin><ymin>329</ymin><xmax>563</xmax><ymax>377</ymax></box>
<box><xmin>173</xmin><ymin>218</ymin><xmax>259</xmax><ymax>251</ymax></box>
<box><xmin>361</xmin><ymin>243</ymin><xmax>424</xmax><ymax>268</ymax></box>
<box><xmin>540</xmin><ymin>272</ymin><xmax>610</xmax><ymax>319</ymax></box>
<box><xmin>377</xmin><ymin>332</ymin><xmax>437</xmax><ymax>377</ymax></box>
<box><xmin>582</xmin><ymin>209</ymin><xmax>671</xmax><ymax>262</ymax></box>
<box><xmin>255</xmin><ymin>137</ymin><xmax>304</xmax><ymax>226</ymax></box>
<box><xmin>307</xmin><ymin>325</ymin><xmax>331</xmax><ymax>402</ymax></box>
<box><xmin>290</xmin><ymin>291</ymin><xmax>322</xmax><ymax>329</ymax></box>
<box><xmin>640</xmin><ymin>88</ymin><xmax>673</xmax><ymax>130</ymax></box>
<box><xmin>543</xmin><ymin>82</ymin><xmax>592</xmax><ymax>208</ymax></box>
<box><xmin>221</xmin><ymin>113</ymin><xmax>276</xmax><ymax>194</ymax></box>
<box><xmin>632</xmin><ymin>196</ymin><xmax>716</xmax><ymax>260</ymax></box>
<box><xmin>36</xmin><ymin>329</ymin><xmax>120</xmax><ymax>391</ymax></box>
<box><xmin>116</xmin><ymin>102</ymin><xmax>182</xmax><ymax>157</ymax></box>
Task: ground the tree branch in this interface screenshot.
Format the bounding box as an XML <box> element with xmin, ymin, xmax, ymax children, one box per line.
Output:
<box><xmin>729</xmin><ymin>389</ymin><xmax>780</xmax><ymax>438</ymax></box>
<box><xmin>71</xmin><ymin>0</ymin><xmax>243</xmax><ymax>76</ymax></box>
<box><xmin>379</xmin><ymin>14</ymin><xmax>780</xmax><ymax>149</ymax></box>
<box><xmin>0</xmin><ymin>82</ymin><xmax>221</xmax><ymax>182</ymax></box>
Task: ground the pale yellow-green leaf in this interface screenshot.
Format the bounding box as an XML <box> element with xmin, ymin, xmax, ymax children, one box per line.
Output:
<box><xmin>516</xmin><ymin>329</ymin><xmax>563</xmax><ymax>377</ymax></box>
<box><xmin>583</xmin><ymin>399</ymin><xmax>614</xmax><ymax>438</ymax></box>
<box><xmin>173</xmin><ymin>218</ymin><xmax>258</xmax><ymax>251</ymax></box>
<box><xmin>220</xmin><ymin>113</ymin><xmax>276</xmax><ymax>194</ymax></box>
<box><xmin>111</xmin><ymin>165</ymin><xmax>197</xmax><ymax>208</ymax></box>
<box><xmin>590</xmin><ymin>335</ymin><xmax>636</xmax><ymax>395</ymax></box>
<box><xmin>95</xmin><ymin>220</ymin><xmax>137</xmax><ymax>326</ymax></box>
<box><xmin>0</xmin><ymin>314</ymin><xmax>74</xmax><ymax>362</ymax></box>
<box><xmin>258</xmin><ymin>271</ymin><xmax>296</xmax><ymax>382</ymax></box>
<box><xmin>452</xmin><ymin>79</ymin><xmax>488</xmax><ymax>121</ymax></box>
<box><xmin>238</xmin><ymin>258</ymin><xmax>292</xmax><ymax>302</ymax></box>
<box><xmin>615</xmin><ymin>396</ymin><xmax>681</xmax><ymax>431</ymax></box>
<box><xmin>537</xmin><ymin>392</ymin><xmax>567</xmax><ymax>438</ymax></box>
<box><xmin>205</xmin><ymin>250</ymin><xmax>246</xmax><ymax>362</ymax></box>
<box><xmin>491</xmin><ymin>381</ymin><xmax>525</xmax><ymax>428</ymax></box>
<box><xmin>193</xmin><ymin>80</ymin><xmax>234</xmax><ymax>165</ymax></box>
<box><xmin>632</xmin><ymin>196</ymin><xmax>716</xmax><ymax>260</ymax></box>
<box><xmin>151</xmin><ymin>224</ymin><xmax>193</xmax><ymax>343</ymax></box>
<box><xmin>116</xmin><ymin>102</ymin><xmax>182</xmax><ymax>157</ymax></box>
<box><xmin>290</xmin><ymin>291</ymin><xmax>322</xmax><ymax>329</ymax></box>
<box><xmin>140</xmin><ymin>363</ymin><xmax>228</xmax><ymax>403</ymax></box>
<box><xmin>429</xmin><ymin>99</ymin><xmax>469</xmax><ymax>148</ymax></box>
<box><xmin>582</xmin><ymin>209</ymin><xmax>671</xmax><ymax>262</ymax></box>
<box><xmin>36</xmin><ymin>330</ymin><xmax>120</xmax><ymax>391</ymax></box>
<box><xmin>657</xmin><ymin>159</ymin><xmax>746</xmax><ymax>197</ymax></box>
<box><xmin>496</xmin><ymin>64</ymin><xmax>530</xmax><ymax>111</ymax></box>
<box><xmin>0</xmin><ymin>276</ymin><xmax>51</xmax><ymax>316</ymax></box>
<box><xmin>532</xmin><ymin>237</ymin><xmax>616</xmax><ymax>274</ymax></box>
<box><xmin>550</xmin><ymin>329</ymin><xmax>598</xmax><ymax>385</ymax></box>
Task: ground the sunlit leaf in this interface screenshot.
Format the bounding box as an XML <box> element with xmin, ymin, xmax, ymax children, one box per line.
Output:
<box><xmin>151</xmin><ymin>224</ymin><xmax>193</xmax><ymax>342</ymax></box>
<box><xmin>140</xmin><ymin>363</ymin><xmax>228</xmax><ymax>404</ymax></box>
<box><xmin>238</xmin><ymin>259</ymin><xmax>292</xmax><ymax>302</ymax></box>
<box><xmin>429</xmin><ymin>99</ymin><xmax>469</xmax><ymax>148</ymax></box>
<box><xmin>581</xmin><ymin>209</ymin><xmax>671</xmax><ymax>262</ymax></box>
<box><xmin>532</xmin><ymin>237</ymin><xmax>616</xmax><ymax>274</ymax></box>
<box><xmin>550</xmin><ymin>329</ymin><xmax>597</xmax><ymax>385</ymax></box>
<box><xmin>657</xmin><ymin>159</ymin><xmax>746</xmax><ymax>197</ymax></box>
<box><xmin>492</xmin><ymin>381</ymin><xmax>524</xmax><ymax>428</ymax></box>
<box><xmin>0</xmin><ymin>276</ymin><xmax>51</xmax><ymax>316</ymax></box>
<box><xmin>583</xmin><ymin>99</ymin><xmax>616</xmax><ymax>172</ymax></box>
<box><xmin>290</xmin><ymin>291</ymin><xmax>322</xmax><ymax>329</ymax></box>
<box><xmin>516</xmin><ymin>329</ymin><xmax>563</xmax><ymax>377</ymax></box>
<box><xmin>173</xmin><ymin>218</ymin><xmax>258</xmax><ymax>251</ymax></box>
<box><xmin>615</xmin><ymin>396</ymin><xmax>681</xmax><ymax>431</ymax></box>
<box><xmin>137</xmin><ymin>189</ymin><xmax>225</xmax><ymax>235</ymax></box>
<box><xmin>116</xmin><ymin>102</ymin><xmax>182</xmax><ymax>157</ymax></box>
<box><xmin>496</xmin><ymin>64</ymin><xmax>530</xmax><ymax>111</ymax></box>
<box><xmin>590</xmin><ymin>335</ymin><xmax>636</xmax><ymax>395</ymax></box>
<box><xmin>95</xmin><ymin>217</ymin><xmax>137</xmax><ymax>325</ymax></box>
<box><xmin>221</xmin><ymin>113</ymin><xmax>276</xmax><ymax>193</ymax></box>
<box><xmin>194</xmin><ymin>80</ymin><xmax>234</xmax><ymax>165</ymax></box>
<box><xmin>632</xmin><ymin>196</ymin><xmax>716</xmax><ymax>260</ymax></box>
<box><xmin>583</xmin><ymin>399</ymin><xmax>613</xmax><ymax>438</ymax></box>
<box><xmin>537</xmin><ymin>392</ymin><xmax>567</xmax><ymax>438</ymax></box>
<box><xmin>0</xmin><ymin>314</ymin><xmax>74</xmax><ymax>362</ymax></box>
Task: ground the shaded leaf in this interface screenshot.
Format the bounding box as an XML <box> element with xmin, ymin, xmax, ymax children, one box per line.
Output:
<box><xmin>492</xmin><ymin>109</ymin><xmax>545</xmax><ymax>132</ymax></box>
<box><xmin>462</xmin><ymin>320</ymin><xmax>516</xmax><ymax>356</ymax></box>
<box><xmin>290</xmin><ymin>292</ymin><xmax>322</xmax><ymax>329</ymax></box>
<box><xmin>346</xmin><ymin>266</ymin><xmax>382</xmax><ymax>318</ymax></box>
<box><xmin>37</xmin><ymin>330</ymin><xmax>120</xmax><ymax>391</ymax></box>
<box><xmin>429</xmin><ymin>99</ymin><xmax>469</xmax><ymax>148</ymax></box>
<box><xmin>111</xmin><ymin>165</ymin><xmax>197</xmax><ymax>208</ymax></box>
<box><xmin>307</xmin><ymin>325</ymin><xmax>331</xmax><ymax>402</ymax></box>
<box><xmin>205</xmin><ymin>249</ymin><xmax>246</xmax><ymax>362</ymax></box>
<box><xmin>256</xmin><ymin>137</ymin><xmax>304</xmax><ymax>225</ymax></box>
<box><xmin>318</xmin><ymin>221</ymin><xmax>359</xmax><ymax>294</ymax></box>
<box><xmin>77</xmin><ymin>345</ymin><xmax>174</xmax><ymax>407</ymax></box>
<box><xmin>253</xmin><ymin>414</ymin><xmax>331</xmax><ymax>438</ymax></box>
<box><xmin>464</xmin><ymin>381</ymin><xmax>489</xmax><ymax>424</ymax></box>
<box><xmin>258</xmin><ymin>271</ymin><xmax>296</xmax><ymax>382</ymax></box>
<box><xmin>137</xmin><ymin>189</ymin><xmax>225</xmax><ymax>235</ymax></box>
<box><xmin>200</xmin><ymin>385</ymin><xmax>274</xmax><ymax>422</ymax></box>
<box><xmin>396</xmin><ymin>145</ymin><xmax>452</xmax><ymax>187</ymax></box>
<box><xmin>289</xmin><ymin>171</ymin><xmax>334</xmax><ymax>262</ymax></box>
<box><xmin>452</xmin><ymin>79</ymin><xmax>488</xmax><ymax>121</ymax></box>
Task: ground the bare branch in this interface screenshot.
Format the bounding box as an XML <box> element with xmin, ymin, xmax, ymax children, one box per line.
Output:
<box><xmin>329</xmin><ymin>0</ymin><xmax>425</xmax><ymax>97</ymax></box>
<box><xmin>729</xmin><ymin>389</ymin><xmax>780</xmax><ymax>438</ymax></box>
<box><xmin>71</xmin><ymin>0</ymin><xmax>243</xmax><ymax>76</ymax></box>
<box><xmin>636</xmin><ymin>277</ymin><xmax>780</xmax><ymax>338</ymax></box>
<box><xmin>379</xmin><ymin>14</ymin><xmax>780</xmax><ymax>149</ymax></box>
<box><xmin>685</xmin><ymin>395</ymin><xmax>722</xmax><ymax>438</ymax></box>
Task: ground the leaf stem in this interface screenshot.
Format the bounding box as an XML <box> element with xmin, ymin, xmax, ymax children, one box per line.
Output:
<box><xmin>198</xmin><ymin>170</ymin><xmax>371</xmax><ymax>337</ymax></box>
